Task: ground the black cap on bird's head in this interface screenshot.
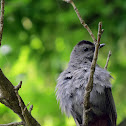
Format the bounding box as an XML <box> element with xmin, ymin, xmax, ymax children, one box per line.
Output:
<box><xmin>77</xmin><ymin>40</ymin><xmax>105</xmax><ymax>49</ymax></box>
<box><xmin>77</xmin><ymin>40</ymin><xmax>94</xmax><ymax>46</ymax></box>
<box><xmin>70</xmin><ymin>40</ymin><xmax>105</xmax><ymax>63</ymax></box>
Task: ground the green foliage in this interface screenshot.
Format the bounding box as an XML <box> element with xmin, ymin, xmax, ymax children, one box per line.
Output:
<box><xmin>0</xmin><ymin>0</ymin><xmax>126</xmax><ymax>125</ymax></box>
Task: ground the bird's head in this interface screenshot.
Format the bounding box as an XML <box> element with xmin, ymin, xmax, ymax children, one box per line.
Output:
<box><xmin>70</xmin><ymin>40</ymin><xmax>105</xmax><ymax>64</ymax></box>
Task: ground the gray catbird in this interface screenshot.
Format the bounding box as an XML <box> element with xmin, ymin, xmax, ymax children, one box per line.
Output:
<box><xmin>56</xmin><ymin>40</ymin><xmax>117</xmax><ymax>126</ymax></box>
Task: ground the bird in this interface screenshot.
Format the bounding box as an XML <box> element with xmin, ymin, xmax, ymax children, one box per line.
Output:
<box><xmin>56</xmin><ymin>40</ymin><xmax>117</xmax><ymax>126</ymax></box>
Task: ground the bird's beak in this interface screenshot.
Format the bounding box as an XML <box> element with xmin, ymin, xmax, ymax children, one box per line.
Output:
<box><xmin>99</xmin><ymin>43</ymin><xmax>105</xmax><ymax>48</ymax></box>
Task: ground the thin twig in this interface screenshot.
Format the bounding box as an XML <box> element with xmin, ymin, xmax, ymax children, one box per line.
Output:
<box><xmin>63</xmin><ymin>1</ymin><xmax>104</xmax><ymax>126</ymax></box>
<box><xmin>104</xmin><ymin>51</ymin><xmax>112</xmax><ymax>70</ymax></box>
<box><xmin>15</xmin><ymin>91</ymin><xmax>25</xmax><ymax>118</ymax></box>
<box><xmin>15</xmin><ymin>82</ymin><xmax>39</xmax><ymax>126</ymax></box>
<box><xmin>0</xmin><ymin>121</ymin><xmax>24</xmax><ymax>126</ymax></box>
<box><xmin>0</xmin><ymin>0</ymin><xmax>5</xmax><ymax>46</ymax></box>
<box><xmin>15</xmin><ymin>81</ymin><xmax>25</xmax><ymax>117</ymax></box>
<box><xmin>63</xmin><ymin>0</ymin><xmax>97</xmax><ymax>43</ymax></box>
<box><xmin>14</xmin><ymin>81</ymin><xmax>22</xmax><ymax>91</ymax></box>
<box><xmin>24</xmin><ymin>102</ymin><xmax>30</xmax><ymax>113</ymax></box>
<box><xmin>83</xmin><ymin>22</ymin><xmax>102</xmax><ymax>126</ymax></box>
<box><xmin>101</xmin><ymin>29</ymin><xmax>104</xmax><ymax>35</ymax></box>
<box><xmin>15</xmin><ymin>81</ymin><xmax>26</xmax><ymax>124</ymax></box>
<box><xmin>29</xmin><ymin>105</ymin><xmax>33</xmax><ymax>114</ymax></box>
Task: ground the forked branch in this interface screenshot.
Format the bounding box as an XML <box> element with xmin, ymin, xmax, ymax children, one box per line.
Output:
<box><xmin>104</xmin><ymin>51</ymin><xmax>112</xmax><ymax>70</ymax></box>
<box><xmin>83</xmin><ymin>22</ymin><xmax>103</xmax><ymax>126</ymax></box>
<box><xmin>0</xmin><ymin>69</ymin><xmax>41</xmax><ymax>126</ymax></box>
<box><xmin>63</xmin><ymin>1</ymin><xmax>105</xmax><ymax>125</ymax></box>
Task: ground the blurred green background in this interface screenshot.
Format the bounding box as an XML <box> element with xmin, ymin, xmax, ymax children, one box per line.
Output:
<box><xmin>0</xmin><ymin>0</ymin><xmax>126</xmax><ymax>125</ymax></box>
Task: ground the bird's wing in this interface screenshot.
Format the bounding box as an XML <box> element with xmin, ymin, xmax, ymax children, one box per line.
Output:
<box><xmin>105</xmin><ymin>88</ymin><xmax>117</xmax><ymax>126</ymax></box>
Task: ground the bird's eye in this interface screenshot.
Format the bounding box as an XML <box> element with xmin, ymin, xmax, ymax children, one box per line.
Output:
<box><xmin>83</xmin><ymin>48</ymin><xmax>88</xmax><ymax>52</ymax></box>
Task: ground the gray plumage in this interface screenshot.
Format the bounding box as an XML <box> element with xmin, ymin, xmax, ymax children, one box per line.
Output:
<box><xmin>56</xmin><ymin>40</ymin><xmax>117</xmax><ymax>126</ymax></box>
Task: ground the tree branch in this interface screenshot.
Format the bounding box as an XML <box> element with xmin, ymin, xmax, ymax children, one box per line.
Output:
<box><xmin>0</xmin><ymin>0</ymin><xmax>5</xmax><ymax>46</ymax></box>
<box><xmin>63</xmin><ymin>0</ymin><xmax>97</xmax><ymax>43</ymax></box>
<box><xmin>104</xmin><ymin>51</ymin><xmax>112</xmax><ymax>70</ymax></box>
<box><xmin>83</xmin><ymin>22</ymin><xmax>103</xmax><ymax>126</ymax></box>
<box><xmin>63</xmin><ymin>1</ymin><xmax>105</xmax><ymax>126</ymax></box>
<box><xmin>29</xmin><ymin>105</ymin><xmax>33</xmax><ymax>114</ymax></box>
<box><xmin>0</xmin><ymin>0</ymin><xmax>41</xmax><ymax>125</ymax></box>
<box><xmin>0</xmin><ymin>69</ymin><xmax>41</xmax><ymax>126</ymax></box>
